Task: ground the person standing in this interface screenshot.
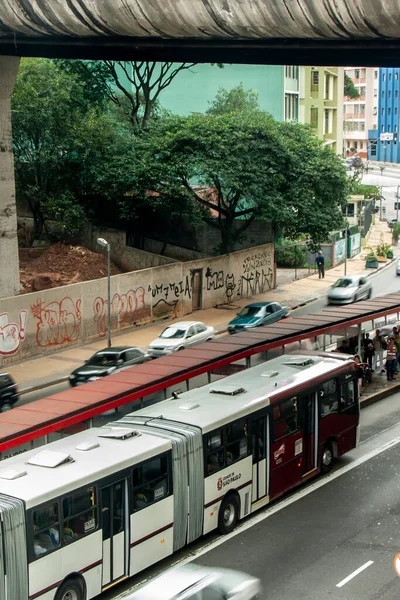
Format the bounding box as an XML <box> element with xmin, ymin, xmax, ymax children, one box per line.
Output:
<box><xmin>316</xmin><ymin>251</ymin><xmax>325</xmax><ymax>279</ymax></box>
<box><xmin>362</xmin><ymin>332</ymin><xmax>374</xmax><ymax>369</ymax></box>
<box><xmin>394</xmin><ymin>330</ymin><xmax>400</xmax><ymax>373</ymax></box>
<box><xmin>386</xmin><ymin>335</ymin><xmax>397</xmax><ymax>381</ymax></box>
<box><xmin>372</xmin><ymin>329</ymin><xmax>385</xmax><ymax>373</ymax></box>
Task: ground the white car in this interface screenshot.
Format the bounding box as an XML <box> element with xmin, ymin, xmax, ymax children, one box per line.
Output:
<box><xmin>148</xmin><ymin>321</ymin><xmax>215</xmax><ymax>357</ymax></box>
<box><xmin>396</xmin><ymin>258</ymin><xmax>400</xmax><ymax>275</ymax></box>
<box><xmin>125</xmin><ymin>564</ymin><xmax>261</xmax><ymax>600</ymax></box>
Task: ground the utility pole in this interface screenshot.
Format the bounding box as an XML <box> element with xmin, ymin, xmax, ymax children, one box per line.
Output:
<box><xmin>344</xmin><ymin>205</ymin><xmax>348</xmax><ymax>276</ymax></box>
<box><xmin>379</xmin><ymin>186</ymin><xmax>383</xmax><ymax>221</ymax></box>
<box><xmin>397</xmin><ymin>185</ymin><xmax>399</xmax><ymax>223</ymax></box>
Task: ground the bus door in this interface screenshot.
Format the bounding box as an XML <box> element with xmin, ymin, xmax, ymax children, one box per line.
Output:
<box><xmin>250</xmin><ymin>415</ymin><xmax>268</xmax><ymax>504</ymax></box>
<box><xmin>298</xmin><ymin>392</ymin><xmax>318</xmax><ymax>476</ymax></box>
<box><xmin>101</xmin><ymin>480</ymin><xmax>129</xmax><ymax>589</ymax></box>
<box><xmin>269</xmin><ymin>397</ymin><xmax>303</xmax><ymax>499</ymax></box>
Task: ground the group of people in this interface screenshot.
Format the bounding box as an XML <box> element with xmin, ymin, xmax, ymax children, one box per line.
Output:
<box><xmin>361</xmin><ymin>327</ymin><xmax>400</xmax><ymax>381</ymax></box>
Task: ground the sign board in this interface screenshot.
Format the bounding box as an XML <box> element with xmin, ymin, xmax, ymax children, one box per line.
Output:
<box><xmin>380</xmin><ymin>132</ymin><xmax>394</xmax><ymax>141</ymax></box>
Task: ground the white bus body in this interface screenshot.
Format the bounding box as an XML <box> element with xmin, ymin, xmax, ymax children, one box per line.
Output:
<box><xmin>0</xmin><ymin>352</ymin><xmax>357</xmax><ymax>599</ymax></box>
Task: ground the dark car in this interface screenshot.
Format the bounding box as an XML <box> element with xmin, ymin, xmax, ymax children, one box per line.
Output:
<box><xmin>69</xmin><ymin>346</ymin><xmax>150</xmax><ymax>387</ymax></box>
<box><xmin>0</xmin><ymin>372</ymin><xmax>19</xmax><ymax>411</ymax></box>
<box><xmin>228</xmin><ymin>301</ymin><xmax>289</xmax><ymax>334</ymax></box>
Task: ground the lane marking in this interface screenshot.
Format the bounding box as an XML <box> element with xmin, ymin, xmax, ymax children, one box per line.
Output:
<box><xmin>336</xmin><ymin>560</ymin><xmax>374</xmax><ymax>588</ymax></box>
<box><xmin>114</xmin><ymin>433</ymin><xmax>400</xmax><ymax>599</ymax></box>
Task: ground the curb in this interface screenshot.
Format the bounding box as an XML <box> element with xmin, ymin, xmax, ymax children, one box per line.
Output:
<box><xmin>360</xmin><ymin>381</ymin><xmax>400</xmax><ymax>408</ymax></box>
<box><xmin>19</xmin><ymin>375</ymin><xmax>69</xmax><ymax>396</ymax></box>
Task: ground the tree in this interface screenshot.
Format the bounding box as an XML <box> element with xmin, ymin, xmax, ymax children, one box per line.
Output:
<box><xmin>11</xmin><ymin>58</ymin><xmax>129</xmax><ymax>240</ymax></box>
<box><xmin>134</xmin><ymin>112</ymin><xmax>349</xmax><ymax>253</ymax></box>
<box><xmin>344</xmin><ymin>73</ymin><xmax>360</xmax><ymax>99</ymax></box>
<box><xmin>206</xmin><ymin>83</ymin><xmax>260</xmax><ymax>115</ymax></box>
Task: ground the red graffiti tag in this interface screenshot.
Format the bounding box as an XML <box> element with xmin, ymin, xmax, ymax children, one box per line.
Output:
<box><xmin>93</xmin><ymin>288</ymin><xmax>146</xmax><ymax>336</ymax></box>
<box><xmin>31</xmin><ymin>298</ymin><xmax>81</xmax><ymax>347</ymax></box>
<box><xmin>0</xmin><ymin>310</ymin><xmax>28</xmax><ymax>355</ymax></box>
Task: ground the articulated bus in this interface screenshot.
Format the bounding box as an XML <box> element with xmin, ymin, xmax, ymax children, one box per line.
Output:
<box><xmin>0</xmin><ymin>352</ymin><xmax>359</xmax><ymax>600</ymax></box>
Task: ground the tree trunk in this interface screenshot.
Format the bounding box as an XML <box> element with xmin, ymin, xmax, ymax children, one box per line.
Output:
<box><xmin>0</xmin><ymin>56</ymin><xmax>20</xmax><ymax>297</ymax></box>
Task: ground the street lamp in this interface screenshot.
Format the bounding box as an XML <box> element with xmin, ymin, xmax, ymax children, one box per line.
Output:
<box><xmin>97</xmin><ymin>237</ymin><xmax>111</xmax><ymax>347</ymax></box>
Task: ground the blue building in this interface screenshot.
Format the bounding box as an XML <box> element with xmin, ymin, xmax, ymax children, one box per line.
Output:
<box><xmin>368</xmin><ymin>68</ymin><xmax>400</xmax><ymax>162</ymax></box>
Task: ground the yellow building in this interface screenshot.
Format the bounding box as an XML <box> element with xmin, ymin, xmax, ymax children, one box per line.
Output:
<box><xmin>300</xmin><ymin>67</ymin><xmax>344</xmax><ymax>154</ymax></box>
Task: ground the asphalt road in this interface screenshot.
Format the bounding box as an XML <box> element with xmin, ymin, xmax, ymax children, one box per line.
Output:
<box><xmin>291</xmin><ymin>259</ymin><xmax>400</xmax><ymax>317</ymax></box>
<box><xmin>103</xmin><ymin>393</ymin><xmax>400</xmax><ymax>600</ymax></box>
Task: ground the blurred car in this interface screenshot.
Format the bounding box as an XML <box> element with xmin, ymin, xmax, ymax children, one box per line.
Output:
<box><xmin>148</xmin><ymin>321</ymin><xmax>215</xmax><ymax>357</ymax></box>
<box><xmin>69</xmin><ymin>346</ymin><xmax>150</xmax><ymax>387</ymax></box>
<box><xmin>0</xmin><ymin>372</ymin><xmax>19</xmax><ymax>411</ymax></box>
<box><xmin>228</xmin><ymin>301</ymin><xmax>289</xmax><ymax>334</ymax></box>
<box><xmin>389</xmin><ymin>219</ymin><xmax>398</xmax><ymax>229</ymax></box>
<box><xmin>125</xmin><ymin>564</ymin><xmax>261</xmax><ymax>600</ymax></box>
<box><xmin>397</xmin><ymin>258</ymin><xmax>400</xmax><ymax>275</ymax></box>
<box><xmin>327</xmin><ymin>275</ymin><xmax>372</xmax><ymax>305</ymax></box>
<box><xmin>344</xmin><ymin>156</ymin><xmax>363</xmax><ymax>170</ymax></box>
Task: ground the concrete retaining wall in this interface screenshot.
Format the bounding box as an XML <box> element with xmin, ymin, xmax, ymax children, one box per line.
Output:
<box><xmin>0</xmin><ymin>243</ymin><xmax>274</xmax><ymax>365</ymax></box>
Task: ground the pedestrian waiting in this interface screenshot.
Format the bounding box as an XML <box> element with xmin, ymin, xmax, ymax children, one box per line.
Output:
<box><xmin>316</xmin><ymin>251</ymin><xmax>325</xmax><ymax>279</ymax></box>
<box><xmin>372</xmin><ymin>329</ymin><xmax>386</xmax><ymax>373</ymax></box>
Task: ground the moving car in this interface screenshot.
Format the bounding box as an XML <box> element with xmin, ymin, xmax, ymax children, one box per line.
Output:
<box><xmin>397</xmin><ymin>258</ymin><xmax>400</xmax><ymax>275</ymax></box>
<box><xmin>228</xmin><ymin>301</ymin><xmax>289</xmax><ymax>334</ymax></box>
<box><xmin>0</xmin><ymin>371</ymin><xmax>19</xmax><ymax>411</ymax></box>
<box><xmin>125</xmin><ymin>564</ymin><xmax>261</xmax><ymax>600</ymax></box>
<box><xmin>69</xmin><ymin>346</ymin><xmax>150</xmax><ymax>386</ymax></box>
<box><xmin>327</xmin><ymin>275</ymin><xmax>372</xmax><ymax>305</ymax></box>
<box><xmin>148</xmin><ymin>321</ymin><xmax>214</xmax><ymax>357</ymax></box>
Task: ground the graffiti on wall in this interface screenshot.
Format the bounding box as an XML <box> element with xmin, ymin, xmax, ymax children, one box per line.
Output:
<box><xmin>149</xmin><ymin>276</ymin><xmax>192</xmax><ymax>310</ymax></box>
<box><xmin>0</xmin><ymin>310</ymin><xmax>28</xmax><ymax>355</ymax></box>
<box><xmin>205</xmin><ymin>267</ymin><xmax>237</xmax><ymax>301</ymax></box>
<box><xmin>31</xmin><ymin>298</ymin><xmax>81</xmax><ymax>347</ymax></box>
<box><xmin>237</xmin><ymin>252</ymin><xmax>274</xmax><ymax>297</ymax></box>
<box><xmin>94</xmin><ymin>288</ymin><xmax>146</xmax><ymax>335</ymax></box>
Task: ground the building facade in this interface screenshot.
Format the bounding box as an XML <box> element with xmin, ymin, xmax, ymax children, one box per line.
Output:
<box><xmin>344</xmin><ymin>67</ymin><xmax>379</xmax><ymax>159</ymax></box>
<box><xmin>299</xmin><ymin>67</ymin><xmax>344</xmax><ymax>153</ymax></box>
<box><xmin>368</xmin><ymin>68</ymin><xmax>400</xmax><ymax>163</ymax></box>
<box><xmin>156</xmin><ymin>63</ymin><xmax>299</xmax><ymax>122</ymax></box>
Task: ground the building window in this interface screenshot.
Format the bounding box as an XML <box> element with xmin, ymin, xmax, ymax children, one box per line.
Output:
<box><xmin>374</xmin><ymin>70</ymin><xmax>378</xmax><ymax>79</ymax></box>
<box><xmin>396</xmin><ymin>125</ymin><xmax>398</xmax><ymax>133</ymax></box>
<box><xmin>388</xmin><ymin>125</ymin><xmax>391</xmax><ymax>132</ymax></box>
<box><xmin>383</xmin><ymin>73</ymin><xmax>386</xmax><ymax>81</ymax></box>
<box><xmin>311</xmin><ymin>70</ymin><xmax>319</xmax><ymax>92</ymax></box>
<box><xmin>310</xmin><ymin>107</ymin><xmax>318</xmax><ymax>128</ymax></box>
<box><xmin>389</xmin><ymin>73</ymin><xmax>392</xmax><ymax>81</ymax></box>
<box><xmin>389</xmin><ymin>90</ymin><xmax>392</xmax><ymax>98</ymax></box>
<box><xmin>373</xmin><ymin>107</ymin><xmax>377</xmax><ymax>115</ymax></box>
<box><xmin>360</xmin><ymin>123</ymin><xmax>365</xmax><ymax>131</ymax></box>
<box><xmin>284</xmin><ymin>93</ymin><xmax>298</xmax><ymax>121</ymax></box>
<box><xmin>355</xmin><ymin>69</ymin><xmax>360</xmax><ymax>79</ymax></box>
<box><xmin>388</xmin><ymin>107</ymin><xmax>391</xmax><ymax>116</ymax></box>
<box><xmin>396</xmin><ymin>73</ymin><xmax>399</xmax><ymax>80</ymax></box>
<box><xmin>382</xmin><ymin>90</ymin><xmax>385</xmax><ymax>98</ymax></box>
<box><xmin>382</xmin><ymin>108</ymin><xmax>385</xmax><ymax>115</ymax></box>
<box><xmin>396</xmin><ymin>90</ymin><xmax>399</xmax><ymax>98</ymax></box>
<box><xmin>396</xmin><ymin>108</ymin><xmax>399</xmax><ymax>116</ymax></box>
<box><xmin>381</xmin><ymin>124</ymin><xmax>385</xmax><ymax>132</ymax></box>
<box><xmin>374</xmin><ymin>89</ymin><xmax>377</xmax><ymax>97</ymax></box>
<box><xmin>354</xmin><ymin>141</ymin><xmax>358</xmax><ymax>150</ymax></box>
<box><xmin>371</xmin><ymin>143</ymin><xmax>377</xmax><ymax>156</ymax></box>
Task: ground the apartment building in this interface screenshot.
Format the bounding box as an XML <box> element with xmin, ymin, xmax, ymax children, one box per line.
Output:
<box><xmin>299</xmin><ymin>67</ymin><xmax>344</xmax><ymax>153</ymax></box>
<box><xmin>368</xmin><ymin>68</ymin><xmax>400</xmax><ymax>163</ymax></box>
<box><xmin>343</xmin><ymin>67</ymin><xmax>379</xmax><ymax>158</ymax></box>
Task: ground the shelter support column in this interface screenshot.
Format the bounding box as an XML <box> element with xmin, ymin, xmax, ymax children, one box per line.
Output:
<box><xmin>0</xmin><ymin>56</ymin><xmax>20</xmax><ymax>298</ymax></box>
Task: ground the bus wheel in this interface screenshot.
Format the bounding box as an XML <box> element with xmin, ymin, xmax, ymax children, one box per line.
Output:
<box><xmin>321</xmin><ymin>443</ymin><xmax>333</xmax><ymax>474</ymax></box>
<box><xmin>55</xmin><ymin>578</ymin><xmax>84</xmax><ymax>600</ymax></box>
<box><xmin>218</xmin><ymin>493</ymin><xmax>239</xmax><ymax>535</ymax></box>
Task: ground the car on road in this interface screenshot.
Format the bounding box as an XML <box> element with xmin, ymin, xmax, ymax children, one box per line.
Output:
<box><xmin>397</xmin><ymin>258</ymin><xmax>400</xmax><ymax>275</ymax></box>
<box><xmin>148</xmin><ymin>321</ymin><xmax>215</xmax><ymax>357</ymax></box>
<box><xmin>125</xmin><ymin>564</ymin><xmax>262</xmax><ymax>600</ymax></box>
<box><xmin>344</xmin><ymin>156</ymin><xmax>363</xmax><ymax>170</ymax></box>
<box><xmin>327</xmin><ymin>275</ymin><xmax>372</xmax><ymax>305</ymax></box>
<box><xmin>0</xmin><ymin>372</ymin><xmax>19</xmax><ymax>411</ymax></box>
<box><xmin>228</xmin><ymin>301</ymin><xmax>289</xmax><ymax>334</ymax></box>
<box><xmin>69</xmin><ymin>346</ymin><xmax>150</xmax><ymax>386</ymax></box>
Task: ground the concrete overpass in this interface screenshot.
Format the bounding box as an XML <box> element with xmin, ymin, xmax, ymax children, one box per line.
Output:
<box><xmin>2</xmin><ymin>0</ymin><xmax>400</xmax><ymax>299</ymax></box>
<box><xmin>0</xmin><ymin>0</ymin><xmax>400</xmax><ymax>65</ymax></box>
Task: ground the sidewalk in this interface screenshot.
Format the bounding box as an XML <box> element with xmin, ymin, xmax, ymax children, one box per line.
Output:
<box><xmin>5</xmin><ymin>219</ymin><xmax>397</xmax><ymax>395</ymax></box>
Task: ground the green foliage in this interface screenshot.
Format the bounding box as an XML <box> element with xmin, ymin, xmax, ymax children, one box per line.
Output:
<box><xmin>276</xmin><ymin>241</ymin><xmax>307</xmax><ymax>267</ymax></box>
<box><xmin>206</xmin><ymin>83</ymin><xmax>260</xmax><ymax>116</ymax></box>
<box><xmin>349</xmin><ymin>180</ymin><xmax>380</xmax><ymax>198</ymax></box>
<box><xmin>134</xmin><ymin>111</ymin><xmax>349</xmax><ymax>253</ymax></box>
<box><xmin>344</xmin><ymin>73</ymin><xmax>360</xmax><ymax>99</ymax></box>
<box><xmin>392</xmin><ymin>222</ymin><xmax>400</xmax><ymax>242</ymax></box>
<box><xmin>376</xmin><ymin>234</ymin><xmax>391</xmax><ymax>256</ymax></box>
<box><xmin>45</xmin><ymin>192</ymin><xmax>87</xmax><ymax>241</ymax></box>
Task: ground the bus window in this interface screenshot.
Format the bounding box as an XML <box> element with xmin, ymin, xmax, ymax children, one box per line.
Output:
<box><xmin>273</xmin><ymin>398</ymin><xmax>299</xmax><ymax>440</ymax></box>
<box><xmin>340</xmin><ymin>379</ymin><xmax>357</xmax><ymax>411</ymax></box>
<box><xmin>62</xmin><ymin>487</ymin><xmax>97</xmax><ymax>543</ymax></box>
<box><xmin>225</xmin><ymin>420</ymin><xmax>248</xmax><ymax>463</ymax></box>
<box><xmin>33</xmin><ymin>502</ymin><xmax>60</xmax><ymax>558</ymax></box>
<box><xmin>132</xmin><ymin>454</ymin><xmax>170</xmax><ymax>511</ymax></box>
<box><xmin>319</xmin><ymin>379</ymin><xmax>339</xmax><ymax>416</ymax></box>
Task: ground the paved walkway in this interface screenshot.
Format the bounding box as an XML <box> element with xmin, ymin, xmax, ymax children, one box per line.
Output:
<box><xmin>3</xmin><ymin>219</ymin><xmax>397</xmax><ymax>395</ymax></box>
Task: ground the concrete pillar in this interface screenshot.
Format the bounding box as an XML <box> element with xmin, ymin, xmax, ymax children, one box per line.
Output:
<box><xmin>0</xmin><ymin>56</ymin><xmax>20</xmax><ymax>298</ymax></box>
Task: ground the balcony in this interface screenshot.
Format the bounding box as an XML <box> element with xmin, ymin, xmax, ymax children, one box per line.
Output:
<box><xmin>344</xmin><ymin>114</ymin><xmax>366</xmax><ymax>119</ymax></box>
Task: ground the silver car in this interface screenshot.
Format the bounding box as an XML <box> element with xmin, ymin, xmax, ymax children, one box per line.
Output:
<box><xmin>327</xmin><ymin>275</ymin><xmax>372</xmax><ymax>305</ymax></box>
<box><xmin>396</xmin><ymin>258</ymin><xmax>400</xmax><ymax>275</ymax></box>
<box><xmin>125</xmin><ymin>564</ymin><xmax>261</xmax><ymax>600</ymax></box>
<box><xmin>148</xmin><ymin>321</ymin><xmax>215</xmax><ymax>357</ymax></box>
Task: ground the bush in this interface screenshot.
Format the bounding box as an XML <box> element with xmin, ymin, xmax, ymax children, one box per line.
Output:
<box><xmin>276</xmin><ymin>243</ymin><xmax>307</xmax><ymax>267</ymax></box>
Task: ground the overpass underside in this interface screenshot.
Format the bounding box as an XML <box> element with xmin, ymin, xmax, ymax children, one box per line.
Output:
<box><xmin>0</xmin><ymin>36</ymin><xmax>400</xmax><ymax>66</ymax></box>
<box><xmin>0</xmin><ymin>0</ymin><xmax>400</xmax><ymax>65</ymax></box>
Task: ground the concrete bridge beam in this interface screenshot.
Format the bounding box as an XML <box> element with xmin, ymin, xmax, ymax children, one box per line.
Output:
<box><xmin>0</xmin><ymin>56</ymin><xmax>20</xmax><ymax>298</ymax></box>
